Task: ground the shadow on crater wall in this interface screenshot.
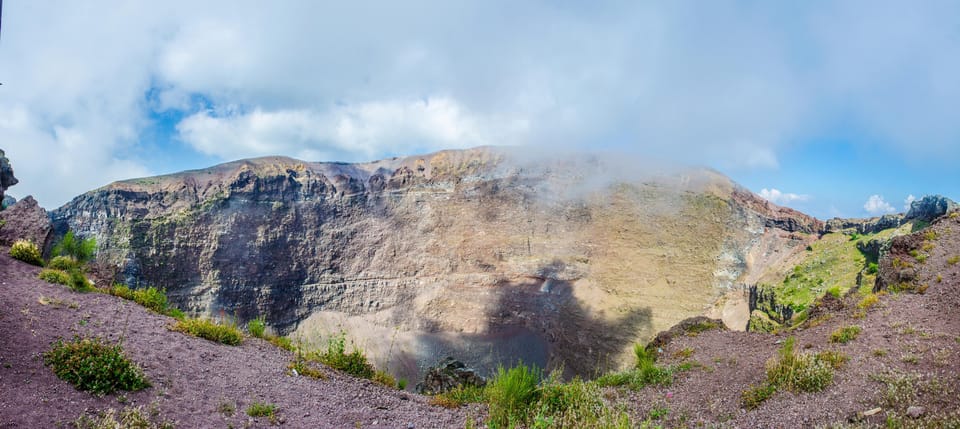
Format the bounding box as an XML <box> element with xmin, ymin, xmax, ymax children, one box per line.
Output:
<box><xmin>404</xmin><ymin>262</ymin><xmax>653</xmax><ymax>382</ymax></box>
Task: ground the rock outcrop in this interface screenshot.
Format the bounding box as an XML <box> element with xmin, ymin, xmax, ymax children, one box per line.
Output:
<box><xmin>51</xmin><ymin>147</ymin><xmax>819</xmax><ymax>380</ymax></box>
<box><xmin>824</xmin><ymin>195</ymin><xmax>958</xmax><ymax>236</ymax></box>
<box><xmin>0</xmin><ymin>149</ymin><xmax>18</xmax><ymax>209</ymax></box>
<box><xmin>416</xmin><ymin>357</ymin><xmax>486</xmax><ymax>394</ymax></box>
<box><xmin>905</xmin><ymin>195</ymin><xmax>958</xmax><ymax>222</ymax></box>
<box><xmin>0</xmin><ymin>196</ymin><xmax>53</xmax><ymax>250</ymax></box>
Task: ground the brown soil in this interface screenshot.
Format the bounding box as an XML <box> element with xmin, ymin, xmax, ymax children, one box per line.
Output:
<box><xmin>617</xmin><ymin>215</ymin><xmax>960</xmax><ymax>428</ymax></box>
<box><xmin>0</xmin><ymin>249</ymin><xmax>472</xmax><ymax>428</ymax></box>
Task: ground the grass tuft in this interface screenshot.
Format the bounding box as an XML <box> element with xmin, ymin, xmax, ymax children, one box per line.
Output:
<box><xmin>830</xmin><ymin>325</ymin><xmax>862</xmax><ymax>344</ymax></box>
<box><xmin>107</xmin><ymin>285</ymin><xmax>183</xmax><ymax>319</ymax></box>
<box><xmin>43</xmin><ymin>336</ymin><xmax>150</xmax><ymax>395</ymax></box>
<box><xmin>246</xmin><ymin>402</ymin><xmax>276</xmax><ymax>418</ymax></box>
<box><xmin>247</xmin><ymin>317</ymin><xmax>266</xmax><ymax>338</ymax></box>
<box><xmin>857</xmin><ymin>294</ymin><xmax>880</xmax><ymax>310</ymax></box>
<box><xmin>310</xmin><ymin>332</ymin><xmax>374</xmax><ymax>379</ymax></box>
<box><xmin>485</xmin><ymin>362</ymin><xmax>541</xmax><ymax>428</ymax></box>
<box><xmin>173</xmin><ymin>318</ymin><xmax>243</xmax><ymax>346</ymax></box>
<box><xmin>430</xmin><ymin>384</ymin><xmax>486</xmax><ymax>408</ymax></box>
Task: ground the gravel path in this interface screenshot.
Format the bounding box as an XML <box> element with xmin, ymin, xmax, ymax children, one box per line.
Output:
<box><xmin>0</xmin><ymin>250</ymin><xmax>471</xmax><ymax>428</ymax></box>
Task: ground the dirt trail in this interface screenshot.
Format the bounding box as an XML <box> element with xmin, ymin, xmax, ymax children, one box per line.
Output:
<box><xmin>0</xmin><ymin>249</ymin><xmax>471</xmax><ymax>428</ymax></box>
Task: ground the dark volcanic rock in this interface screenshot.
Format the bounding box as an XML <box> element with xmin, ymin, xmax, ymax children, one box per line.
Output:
<box><xmin>905</xmin><ymin>195</ymin><xmax>957</xmax><ymax>222</ymax></box>
<box><xmin>824</xmin><ymin>214</ymin><xmax>904</xmax><ymax>235</ymax></box>
<box><xmin>416</xmin><ymin>357</ymin><xmax>486</xmax><ymax>395</ymax></box>
<box><xmin>0</xmin><ymin>149</ymin><xmax>18</xmax><ymax>207</ymax></box>
<box><xmin>0</xmin><ymin>196</ymin><xmax>53</xmax><ymax>250</ymax></box>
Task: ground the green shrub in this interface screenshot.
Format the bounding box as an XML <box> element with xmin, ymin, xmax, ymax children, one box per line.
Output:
<box><xmin>948</xmin><ymin>255</ymin><xmax>960</xmax><ymax>265</ymax></box>
<box><xmin>38</xmin><ymin>268</ymin><xmax>94</xmax><ymax>292</ymax></box>
<box><xmin>174</xmin><ymin>318</ymin><xmax>243</xmax><ymax>346</ymax></box>
<box><xmin>52</xmin><ymin>231</ymin><xmax>97</xmax><ymax>263</ymax></box>
<box><xmin>10</xmin><ymin>240</ymin><xmax>43</xmax><ymax>266</ymax></box>
<box><xmin>741</xmin><ymin>383</ymin><xmax>776</xmax><ymax>410</ymax></box>
<box><xmin>246</xmin><ymin>402</ymin><xmax>276</xmax><ymax>418</ymax></box>
<box><xmin>247</xmin><ymin>317</ymin><xmax>266</xmax><ymax>338</ymax></box>
<box><xmin>68</xmin><ymin>269</ymin><xmax>94</xmax><ymax>292</ymax></box>
<box><xmin>47</xmin><ymin>255</ymin><xmax>81</xmax><ymax>271</ymax></box>
<box><xmin>108</xmin><ymin>285</ymin><xmax>183</xmax><ymax>318</ymax></box>
<box><xmin>485</xmin><ymin>362</ymin><xmax>541</xmax><ymax>428</ymax></box>
<box><xmin>430</xmin><ymin>384</ymin><xmax>487</xmax><ymax>408</ymax></box>
<box><xmin>532</xmin><ymin>374</ymin><xmax>630</xmax><ymax>428</ymax></box>
<box><xmin>312</xmin><ymin>333</ymin><xmax>374</xmax><ymax>379</ymax></box>
<box><xmin>43</xmin><ymin>336</ymin><xmax>150</xmax><ymax>395</ymax></box>
<box><xmin>830</xmin><ymin>325</ymin><xmax>862</xmax><ymax>344</ymax></box>
<box><xmin>39</xmin><ymin>268</ymin><xmax>72</xmax><ymax>286</ymax></box>
<box><xmin>397</xmin><ymin>378</ymin><xmax>408</xmax><ymax>390</ymax></box>
<box><xmin>866</xmin><ymin>262</ymin><xmax>879</xmax><ymax>274</ymax></box>
<box><xmin>766</xmin><ymin>337</ymin><xmax>833</xmax><ymax>392</ymax></box>
<box><xmin>132</xmin><ymin>287</ymin><xmax>170</xmax><ymax>314</ymax></box>
<box><xmin>826</xmin><ymin>286</ymin><xmax>841</xmax><ymax>299</ymax></box>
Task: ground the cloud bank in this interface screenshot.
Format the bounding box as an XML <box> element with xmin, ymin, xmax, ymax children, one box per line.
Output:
<box><xmin>1</xmin><ymin>1</ymin><xmax>960</xmax><ymax>208</ymax></box>
<box><xmin>864</xmin><ymin>195</ymin><xmax>897</xmax><ymax>215</ymax></box>
<box><xmin>759</xmin><ymin>188</ymin><xmax>810</xmax><ymax>206</ymax></box>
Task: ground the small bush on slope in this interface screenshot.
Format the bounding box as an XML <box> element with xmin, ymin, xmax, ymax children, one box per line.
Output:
<box><xmin>10</xmin><ymin>239</ymin><xmax>43</xmax><ymax>266</ymax></box>
<box><xmin>595</xmin><ymin>343</ymin><xmax>674</xmax><ymax>390</ymax></box>
<box><xmin>310</xmin><ymin>332</ymin><xmax>374</xmax><ymax>379</ymax></box>
<box><xmin>247</xmin><ymin>317</ymin><xmax>266</xmax><ymax>338</ymax></box>
<box><xmin>44</xmin><ymin>336</ymin><xmax>150</xmax><ymax>395</ymax></box>
<box><xmin>38</xmin><ymin>269</ymin><xmax>71</xmax><ymax>286</ymax></box>
<box><xmin>38</xmin><ymin>268</ymin><xmax>95</xmax><ymax>292</ymax></box>
<box><xmin>173</xmin><ymin>318</ymin><xmax>243</xmax><ymax>346</ymax></box>
<box><xmin>47</xmin><ymin>255</ymin><xmax>81</xmax><ymax>271</ymax></box>
<box><xmin>107</xmin><ymin>285</ymin><xmax>184</xmax><ymax>319</ymax></box>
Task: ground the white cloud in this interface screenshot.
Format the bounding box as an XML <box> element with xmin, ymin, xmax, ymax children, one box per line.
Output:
<box><xmin>904</xmin><ymin>194</ymin><xmax>917</xmax><ymax>211</ymax></box>
<box><xmin>2</xmin><ymin>1</ymin><xmax>960</xmax><ymax>208</ymax></box>
<box><xmin>759</xmin><ymin>188</ymin><xmax>810</xmax><ymax>206</ymax></box>
<box><xmin>177</xmin><ymin>97</ymin><xmax>528</xmax><ymax>162</ymax></box>
<box><xmin>864</xmin><ymin>195</ymin><xmax>897</xmax><ymax>215</ymax></box>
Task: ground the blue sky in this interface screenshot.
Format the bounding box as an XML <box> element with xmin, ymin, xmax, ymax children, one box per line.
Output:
<box><xmin>1</xmin><ymin>1</ymin><xmax>959</xmax><ymax>219</ymax></box>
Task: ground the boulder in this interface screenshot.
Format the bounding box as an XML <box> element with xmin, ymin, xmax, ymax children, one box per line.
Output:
<box><xmin>647</xmin><ymin>316</ymin><xmax>728</xmax><ymax>349</ymax></box>
<box><xmin>905</xmin><ymin>195</ymin><xmax>958</xmax><ymax>222</ymax></box>
<box><xmin>415</xmin><ymin>357</ymin><xmax>486</xmax><ymax>395</ymax></box>
<box><xmin>2</xmin><ymin>195</ymin><xmax>15</xmax><ymax>209</ymax></box>
<box><xmin>0</xmin><ymin>196</ymin><xmax>54</xmax><ymax>251</ymax></box>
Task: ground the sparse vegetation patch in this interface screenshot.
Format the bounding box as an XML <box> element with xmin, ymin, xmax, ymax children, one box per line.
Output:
<box><xmin>742</xmin><ymin>337</ymin><xmax>834</xmax><ymax>409</ymax></box>
<box><xmin>830</xmin><ymin>325</ymin><xmax>862</xmax><ymax>344</ymax></box>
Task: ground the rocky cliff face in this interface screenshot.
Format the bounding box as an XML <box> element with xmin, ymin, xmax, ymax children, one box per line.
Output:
<box><xmin>52</xmin><ymin>147</ymin><xmax>817</xmax><ymax>380</ymax></box>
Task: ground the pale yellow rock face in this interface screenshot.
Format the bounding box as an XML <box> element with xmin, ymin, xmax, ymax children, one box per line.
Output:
<box><xmin>53</xmin><ymin>147</ymin><xmax>817</xmax><ymax>380</ymax></box>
